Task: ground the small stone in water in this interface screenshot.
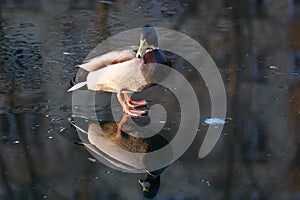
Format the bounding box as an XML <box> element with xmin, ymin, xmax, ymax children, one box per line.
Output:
<box><xmin>269</xmin><ymin>65</ymin><xmax>279</xmax><ymax>70</ymax></box>
<box><xmin>50</xmin><ymin>116</ymin><xmax>62</xmax><ymax>122</ymax></box>
<box><xmin>99</xmin><ymin>0</ymin><xmax>113</xmax><ymax>4</ymax></box>
<box><xmin>205</xmin><ymin>181</ymin><xmax>211</xmax><ymax>186</ymax></box>
<box><xmin>274</xmin><ymin>97</ymin><xmax>280</xmax><ymax>101</ymax></box>
<box><xmin>59</xmin><ymin>127</ymin><xmax>67</xmax><ymax>133</ymax></box>
<box><xmin>88</xmin><ymin>158</ymin><xmax>96</xmax><ymax>163</ymax></box>
<box><xmin>63</xmin><ymin>52</ymin><xmax>75</xmax><ymax>55</ymax></box>
<box><xmin>201</xmin><ymin>179</ymin><xmax>211</xmax><ymax>186</ymax></box>
<box><xmin>31</xmin><ymin>124</ymin><xmax>40</xmax><ymax>130</ymax></box>
<box><xmin>12</xmin><ymin>140</ymin><xmax>20</xmax><ymax>144</ymax></box>
<box><xmin>105</xmin><ymin>171</ymin><xmax>111</xmax><ymax>174</ymax></box>
<box><xmin>204</xmin><ymin>118</ymin><xmax>226</xmax><ymax>125</ymax></box>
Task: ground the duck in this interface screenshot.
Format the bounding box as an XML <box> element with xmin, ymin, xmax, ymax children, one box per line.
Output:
<box><xmin>68</xmin><ymin>24</ymin><xmax>172</xmax><ymax>119</ymax></box>
<box><xmin>69</xmin><ymin>115</ymin><xmax>172</xmax><ymax>199</ymax></box>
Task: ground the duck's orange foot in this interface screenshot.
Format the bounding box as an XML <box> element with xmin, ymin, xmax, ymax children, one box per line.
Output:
<box><xmin>126</xmin><ymin>99</ymin><xmax>147</xmax><ymax>108</ymax></box>
<box><xmin>123</xmin><ymin>106</ymin><xmax>146</xmax><ymax>117</ymax></box>
<box><xmin>117</xmin><ymin>92</ymin><xmax>147</xmax><ymax>118</ymax></box>
<box><xmin>124</xmin><ymin>93</ymin><xmax>147</xmax><ymax>108</ymax></box>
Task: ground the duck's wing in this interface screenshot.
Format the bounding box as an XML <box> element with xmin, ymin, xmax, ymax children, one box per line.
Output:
<box><xmin>68</xmin><ymin>57</ymin><xmax>145</xmax><ymax>93</ymax></box>
<box><xmin>77</xmin><ymin>46</ymin><xmax>138</xmax><ymax>72</ymax></box>
<box><xmin>67</xmin><ymin>81</ymin><xmax>87</xmax><ymax>92</ymax></box>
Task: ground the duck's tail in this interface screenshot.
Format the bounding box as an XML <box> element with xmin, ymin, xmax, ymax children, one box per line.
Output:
<box><xmin>67</xmin><ymin>82</ymin><xmax>87</xmax><ymax>92</ymax></box>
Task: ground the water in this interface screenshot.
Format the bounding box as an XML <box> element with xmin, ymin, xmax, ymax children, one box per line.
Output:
<box><xmin>0</xmin><ymin>0</ymin><xmax>300</xmax><ymax>199</ymax></box>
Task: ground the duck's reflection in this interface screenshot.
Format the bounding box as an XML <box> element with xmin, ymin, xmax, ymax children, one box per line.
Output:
<box><xmin>69</xmin><ymin>115</ymin><xmax>172</xmax><ymax>199</ymax></box>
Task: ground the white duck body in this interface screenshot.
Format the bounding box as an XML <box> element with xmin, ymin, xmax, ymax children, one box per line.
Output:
<box><xmin>86</xmin><ymin>58</ymin><xmax>148</xmax><ymax>93</ymax></box>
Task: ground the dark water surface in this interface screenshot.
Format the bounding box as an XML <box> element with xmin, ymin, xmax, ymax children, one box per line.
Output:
<box><xmin>1</xmin><ymin>0</ymin><xmax>300</xmax><ymax>199</ymax></box>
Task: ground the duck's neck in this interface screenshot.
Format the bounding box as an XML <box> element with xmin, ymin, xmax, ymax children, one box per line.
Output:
<box><xmin>142</xmin><ymin>49</ymin><xmax>159</xmax><ymax>64</ymax></box>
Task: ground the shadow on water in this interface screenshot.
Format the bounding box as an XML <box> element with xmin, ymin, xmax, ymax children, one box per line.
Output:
<box><xmin>0</xmin><ymin>0</ymin><xmax>300</xmax><ymax>199</ymax></box>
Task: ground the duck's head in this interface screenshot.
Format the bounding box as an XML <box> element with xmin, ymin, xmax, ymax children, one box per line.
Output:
<box><xmin>136</xmin><ymin>24</ymin><xmax>158</xmax><ymax>58</ymax></box>
<box><xmin>138</xmin><ymin>174</ymin><xmax>160</xmax><ymax>199</ymax></box>
<box><xmin>138</xmin><ymin>167</ymin><xmax>168</xmax><ymax>199</ymax></box>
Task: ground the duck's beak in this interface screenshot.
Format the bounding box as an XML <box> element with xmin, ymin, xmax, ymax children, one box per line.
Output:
<box><xmin>138</xmin><ymin>179</ymin><xmax>150</xmax><ymax>192</ymax></box>
<box><xmin>136</xmin><ymin>39</ymin><xmax>149</xmax><ymax>58</ymax></box>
